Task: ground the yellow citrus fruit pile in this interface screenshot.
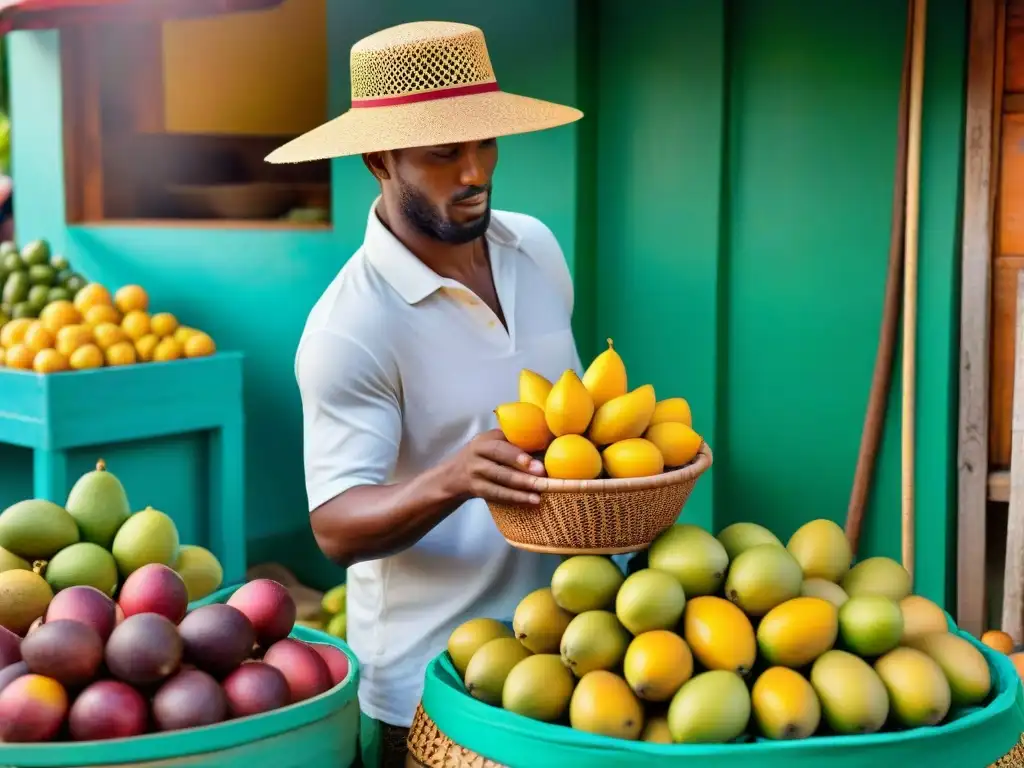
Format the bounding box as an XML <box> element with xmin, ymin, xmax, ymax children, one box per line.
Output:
<box><xmin>494</xmin><ymin>339</ymin><xmax>702</xmax><ymax>480</ymax></box>
<box><xmin>0</xmin><ymin>283</ymin><xmax>217</xmax><ymax>374</ymax></box>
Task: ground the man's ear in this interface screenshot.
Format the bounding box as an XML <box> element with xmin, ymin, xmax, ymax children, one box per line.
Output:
<box><xmin>362</xmin><ymin>152</ymin><xmax>390</xmax><ymax>181</ymax></box>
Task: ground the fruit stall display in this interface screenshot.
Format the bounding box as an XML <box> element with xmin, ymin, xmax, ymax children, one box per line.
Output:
<box><xmin>408</xmin><ymin>518</ymin><xmax>1024</xmax><ymax>766</ymax></box>
<box><xmin>0</xmin><ymin>238</ymin><xmax>217</xmax><ymax>373</ymax></box>
<box><xmin>0</xmin><ymin>577</ymin><xmax>359</xmax><ymax>767</ymax></box>
<box><xmin>0</xmin><ymin>459</ymin><xmax>225</xmax><ymax>636</ymax></box>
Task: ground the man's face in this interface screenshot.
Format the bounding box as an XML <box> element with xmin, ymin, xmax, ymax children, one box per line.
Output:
<box><xmin>379</xmin><ymin>139</ymin><xmax>498</xmax><ymax>245</ymax></box>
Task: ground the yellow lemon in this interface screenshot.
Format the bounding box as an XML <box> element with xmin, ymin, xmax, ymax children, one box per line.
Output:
<box><xmin>495</xmin><ymin>402</ymin><xmax>552</xmax><ymax>453</ymax></box>
<box><xmin>84</xmin><ymin>304</ymin><xmax>122</xmax><ymax>327</ymax></box>
<box><xmin>55</xmin><ymin>324</ymin><xmax>95</xmax><ymax>358</ymax></box>
<box><xmin>74</xmin><ymin>283</ymin><xmax>114</xmax><ymax>314</ymax></box>
<box><xmin>93</xmin><ymin>322</ymin><xmax>127</xmax><ymax>350</ymax></box>
<box><xmin>602</xmin><ymin>438</ymin><xmax>664</xmax><ymax>479</ymax></box>
<box><xmin>154</xmin><ymin>337</ymin><xmax>183</xmax><ymax>362</ymax></box>
<box><xmin>69</xmin><ymin>343</ymin><xmax>104</xmax><ymax>370</ymax></box>
<box><xmin>121</xmin><ymin>310</ymin><xmax>151</xmax><ymax>342</ymax></box>
<box><xmin>644</xmin><ymin>422</ymin><xmax>703</xmax><ymax>467</ymax></box>
<box><xmin>135</xmin><ymin>334</ymin><xmax>160</xmax><ymax>362</ymax></box>
<box><xmin>174</xmin><ymin>326</ymin><xmax>198</xmax><ymax>345</ymax></box>
<box><xmin>114</xmin><ymin>284</ymin><xmax>149</xmax><ymax>314</ymax></box>
<box><xmin>0</xmin><ymin>317</ymin><xmax>32</xmax><ymax>348</ymax></box>
<box><xmin>105</xmin><ymin>341</ymin><xmax>137</xmax><ymax>367</ymax></box>
<box><xmin>150</xmin><ymin>312</ymin><xmax>179</xmax><ymax>338</ymax></box>
<box><xmin>39</xmin><ymin>300</ymin><xmax>81</xmax><ymax>333</ymax></box>
<box><xmin>23</xmin><ymin>323</ymin><xmax>55</xmax><ymax>354</ymax></box>
<box><xmin>5</xmin><ymin>344</ymin><xmax>35</xmax><ymax>370</ymax></box>
<box><xmin>650</xmin><ymin>398</ymin><xmax>693</xmax><ymax>427</ymax></box>
<box><xmin>184</xmin><ymin>332</ymin><xmax>216</xmax><ymax>358</ymax></box>
<box><xmin>32</xmin><ymin>349</ymin><xmax>69</xmax><ymax>374</ymax></box>
<box><xmin>544</xmin><ymin>434</ymin><xmax>603</xmax><ymax>480</ymax></box>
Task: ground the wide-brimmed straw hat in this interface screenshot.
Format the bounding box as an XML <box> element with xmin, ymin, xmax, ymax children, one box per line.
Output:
<box><xmin>265</xmin><ymin>20</ymin><xmax>583</xmax><ymax>164</ymax></box>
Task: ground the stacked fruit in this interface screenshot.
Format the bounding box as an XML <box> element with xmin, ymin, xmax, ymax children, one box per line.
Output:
<box><xmin>448</xmin><ymin>518</ymin><xmax>994</xmax><ymax>744</ymax></box>
<box><xmin>495</xmin><ymin>340</ymin><xmax>702</xmax><ymax>480</ymax></box>
<box><xmin>0</xmin><ymin>460</ymin><xmax>224</xmax><ymax>636</ymax></box>
<box><xmin>0</xmin><ymin>239</ymin><xmax>216</xmax><ymax>373</ymax></box>
<box><xmin>0</xmin><ymin>574</ymin><xmax>350</xmax><ymax>743</ymax></box>
<box><xmin>0</xmin><ymin>240</ymin><xmax>87</xmax><ymax>322</ymax></box>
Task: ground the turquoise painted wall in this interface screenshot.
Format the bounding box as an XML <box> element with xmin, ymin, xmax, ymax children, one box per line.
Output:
<box><xmin>594</xmin><ymin>0</ymin><xmax>967</xmax><ymax>607</ymax></box>
<box><xmin>3</xmin><ymin>0</ymin><xmax>969</xmax><ymax>605</ymax></box>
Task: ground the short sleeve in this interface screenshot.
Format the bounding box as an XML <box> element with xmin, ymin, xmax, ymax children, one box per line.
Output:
<box><xmin>295</xmin><ymin>329</ymin><xmax>402</xmax><ymax>513</ymax></box>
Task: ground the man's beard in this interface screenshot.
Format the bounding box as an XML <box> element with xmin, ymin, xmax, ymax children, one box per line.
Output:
<box><xmin>397</xmin><ymin>180</ymin><xmax>491</xmax><ymax>245</ymax></box>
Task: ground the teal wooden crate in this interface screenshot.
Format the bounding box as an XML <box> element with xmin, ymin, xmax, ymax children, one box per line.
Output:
<box><xmin>0</xmin><ymin>353</ymin><xmax>246</xmax><ymax>584</ymax></box>
<box><xmin>0</xmin><ymin>585</ymin><xmax>360</xmax><ymax>768</ymax></box>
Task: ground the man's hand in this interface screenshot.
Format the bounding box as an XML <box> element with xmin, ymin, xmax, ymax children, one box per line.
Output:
<box><xmin>447</xmin><ymin>429</ymin><xmax>548</xmax><ymax>506</ymax></box>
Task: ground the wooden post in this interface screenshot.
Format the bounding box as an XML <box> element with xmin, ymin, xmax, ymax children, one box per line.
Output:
<box><xmin>1003</xmin><ymin>270</ymin><xmax>1024</xmax><ymax>641</ymax></box>
<box><xmin>958</xmin><ymin>0</ymin><xmax>999</xmax><ymax>637</ymax></box>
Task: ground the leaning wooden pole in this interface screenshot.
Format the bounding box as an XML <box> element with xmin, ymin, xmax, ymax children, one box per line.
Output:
<box><xmin>845</xmin><ymin>0</ymin><xmax>915</xmax><ymax>555</ymax></box>
<box><xmin>902</xmin><ymin>0</ymin><xmax>928</xmax><ymax>584</ymax></box>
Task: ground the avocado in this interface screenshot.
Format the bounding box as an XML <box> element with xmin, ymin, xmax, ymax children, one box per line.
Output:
<box><xmin>2</xmin><ymin>270</ymin><xmax>28</xmax><ymax>305</ymax></box>
<box><xmin>20</xmin><ymin>240</ymin><xmax>51</xmax><ymax>266</ymax></box>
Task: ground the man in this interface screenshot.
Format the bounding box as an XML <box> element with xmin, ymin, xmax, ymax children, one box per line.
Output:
<box><xmin>267</xmin><ymin>20</ymin><xmax>584</xmax><ymax>768</ymax></box>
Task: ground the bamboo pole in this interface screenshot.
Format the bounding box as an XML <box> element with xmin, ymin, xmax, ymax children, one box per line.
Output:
<box><xmin>902</xmin><ymin>0</ymin><xmax>928</xmax><ymax>584</ymax></box>
<box><xmin>845</xmin><ymin>0</ymin><xmax>915</xmax><ymax>555</ymax></box>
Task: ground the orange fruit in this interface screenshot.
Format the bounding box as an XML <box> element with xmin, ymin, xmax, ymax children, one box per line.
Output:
<box><xmin>0</xmin><ymin>318</ymin><xmax>32</xmax><ymax>348</ymax></box>
<box><xmin>55</xmin><ymin>324</ymin><xmax>95</xmax><ymax>357</ymax></box>
<box><xmin>114</xmin><ymin>284</ymin><xmax>149</xmax><ymax>314</ymax></box>
<box><xmin>121</xmin><ymin>310</ymin><xmax>151</xmax><ymax>342</ymax></box>
<box><xmin>93</xmin><ymin>322</ymin><xmax>126</xmax><ymax>350</ymax></box>
<box><xmin>135</xmin><ymin>333</ymin><xmax>159</xmax><ymax>362</ymax></box>
<box><xmin>39</xmin><ymin>300</ymin><xmax>81</xmax><ymax>333</ymax></box>
<box><xmin>33</xmin><ymin>349</ymin><xmax>69</xmax><ymax>374</ymax></box>
<box><xmin>184</xmin><ymin>332</ymin><xmax>216</xmax><ymax>359</ymax></box>
<box><xmin>153</xmin><ymin>337</ymin><xmax>182</xmax><ymax>363</ymax></box>
<box><xmin>74</xmin><ymin>283</ymin><xmax>113</xmax><ymax>314</ymax></box>
<box><xmin>84</xmin><ymin>304</ymin><xmax>122</xmax><ymax>327</ymax></box>
<box><xmin>5</xmin><ymin>344</ymin><xmax>35</xmax><ymax>370</ymax></box>
<box><xmin>1011</xmin><ymin>652</ymin><xmax>1024</xmax><ymax>680</ymax></box>
<box><xmin>982</xmin><ymin>630</ymin><xmax>1015</xmax><ymax>654</ymax></box>
<box><xmin>105</xmin><ymin>341</ymin><xmax>137</xmax><ymax>367</ymax></box>
<box><xmin>150</xmin><ymin>312</ymin><xmax>179</xmax><ymax>338</ymax></box>
<box><xmin>23</xmin><ymin>323</ymin><xmax>55</xmax><ymax>354</ymax></box>
<box><xmin>174</xmin><ymin>326</ymin><xmax>198</xmax><ymax>345</ymax></box>
<box><xmin>69</xmin><ymin>343</ymin><xmax>104</xmax><ymax>370</ymax></box>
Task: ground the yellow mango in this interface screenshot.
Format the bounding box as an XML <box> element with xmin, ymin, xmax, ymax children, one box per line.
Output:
<box><xmin>588</xmin><ymin>384</ymin><xmax>656</xmax><ymax>446</ymax></box>
<box><xmin>581</xmin><ymin>338</ymin><xmax>628</xmax><ymax>408</ymax></box>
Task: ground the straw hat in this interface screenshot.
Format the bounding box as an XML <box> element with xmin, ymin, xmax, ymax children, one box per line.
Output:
<box><xmin>265</xmin><ymin>20</ymin><xmax>583</xmax><ymax>164</ymax></box>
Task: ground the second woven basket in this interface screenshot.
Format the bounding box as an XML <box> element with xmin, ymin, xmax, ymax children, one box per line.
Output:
<box><xmin>487</xmin><ymin>442</ymin><xmax>712</xmax><ymax>555</ymax></box>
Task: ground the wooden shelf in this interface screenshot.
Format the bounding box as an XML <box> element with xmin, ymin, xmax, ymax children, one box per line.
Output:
<box><xmin>70</xmin><ymin>219</ymin><xmax>331</xmax><ymax>232</ymax></box>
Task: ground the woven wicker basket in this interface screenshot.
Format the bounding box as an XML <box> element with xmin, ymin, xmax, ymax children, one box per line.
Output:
<box><xmin>486</xmin><ymin>442</ymin><xmax>713</xmax><ymax>555</ymax></box>
<box><xmin>405</xmin><ymin>704</ymin><xmax>1024</xmax><ymax>768</ymax></box>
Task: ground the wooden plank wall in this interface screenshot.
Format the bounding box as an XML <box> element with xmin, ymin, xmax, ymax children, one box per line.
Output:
<box><xmin>992</xmin><ymin>1</ymin><xmax>1024</xmax><ymax>469</ymax></box>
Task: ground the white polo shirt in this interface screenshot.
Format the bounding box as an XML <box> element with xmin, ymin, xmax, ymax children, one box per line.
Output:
<box><xmin>295</xmin><ymin>198</ymin><xmax>580</xmax><ymax>727</ymax></box>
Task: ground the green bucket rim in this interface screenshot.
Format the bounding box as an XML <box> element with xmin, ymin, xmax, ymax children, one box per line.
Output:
<box><xmin>422</xmin><ymin>612</ymin><xmax>1024</xmax><ymax>767</ymax></box>
<box><xmin>0</xmin><ymin>583</ymin><xmax>360</xmax><ymax>766</ymax></box>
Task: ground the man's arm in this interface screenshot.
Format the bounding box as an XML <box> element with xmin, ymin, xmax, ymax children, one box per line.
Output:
<box><xmin>297</xmin><ymin>330</ymin><xmax>545</xmax><ymax>568</ymax></box>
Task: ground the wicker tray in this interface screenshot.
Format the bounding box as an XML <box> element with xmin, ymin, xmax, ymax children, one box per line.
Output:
<box><xmin>486</xmin><ymin>442</ymin><xmax>713</xmax><ymax>555</ymax></box>
<box><xmin>406</xmin><ymin>705</ymin><xmax>1024</xmax><ymax>768</ymax></box>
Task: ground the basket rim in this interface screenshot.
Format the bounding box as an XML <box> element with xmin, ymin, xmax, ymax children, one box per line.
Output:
<box><xmin>525</xmin><ymin>442</ymin><xmax>713</xmax><ymax>494</ymax></box>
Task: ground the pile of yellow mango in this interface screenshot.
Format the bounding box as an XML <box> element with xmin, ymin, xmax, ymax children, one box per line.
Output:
<box><xmin>0</xmin><ymin>284</ymin><xmax>216</xmax><ymax>373</ymax></box>
<box><xmin>495</xmin><ymin>340</ymin><xmax>703</xmax><ymax>480</ymax></box>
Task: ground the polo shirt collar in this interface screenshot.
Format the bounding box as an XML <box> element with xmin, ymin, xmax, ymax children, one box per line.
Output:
<box><xmin>363</xmin><ymin>195</ymin><xmax>520</xmax><ymax>305</ymax></box>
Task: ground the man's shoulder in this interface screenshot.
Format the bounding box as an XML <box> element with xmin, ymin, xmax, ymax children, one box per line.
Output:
<box><xmin>297</xmin><ymin>249</ymin><xmax>394</xmax><ymax>359</ymax></box>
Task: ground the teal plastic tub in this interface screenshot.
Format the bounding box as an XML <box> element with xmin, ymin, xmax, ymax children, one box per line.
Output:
<box><xmin>420</xmin><ymin>615</ymin><xmax>1024</xmax><ymax>768</ymax></box>
<box><xmin>0</xmin><ymin>584</ymin><xmax>360</xmax><ymax>768</ymax></box>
